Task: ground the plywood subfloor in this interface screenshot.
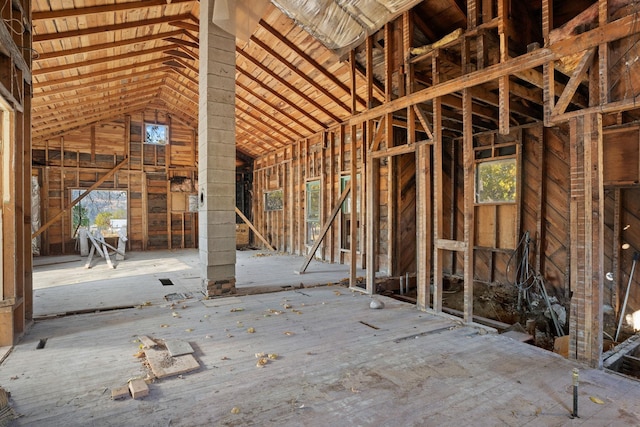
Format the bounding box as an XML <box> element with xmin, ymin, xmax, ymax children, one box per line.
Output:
<box><xmin>1</xmin><ymin>288</ymin><xmax>639</xmax><ymax>426</ymax></box>
<box><xmin>32</xmin><ymin>249</ymin><xmax>366</xmax><ymax>317</ymax></box>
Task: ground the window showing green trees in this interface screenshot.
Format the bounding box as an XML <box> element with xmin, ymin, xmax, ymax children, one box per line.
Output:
<box><xmin>70</xmin><ymin>189</ymin><xmax>128</xmax><ymax>237</ymax></box>
<box><xmin>475</xmin><ymin>158</ymin><xmax>517</xmax><ymax>204</ymax></box>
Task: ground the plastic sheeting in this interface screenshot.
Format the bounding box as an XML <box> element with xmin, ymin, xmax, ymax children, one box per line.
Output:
<box><xmin>31</xmin><ymin>176</ymin><xmax>40</xmax><ymax>256</ymax></box>
<box><xmin>270</xmin><ymin>0</ymin><xmax>423</xmax><ymax>54</ymax></box>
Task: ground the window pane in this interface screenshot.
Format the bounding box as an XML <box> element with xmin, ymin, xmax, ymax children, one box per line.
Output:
<box><xmin>71</xmin><ymin>189</ymin><xmax>128</xmax><ymax>237</ymax></box>
<box><xmin>306</xmin><ymin>180</ymin><xmax>320</xmax><ymax>221</ymax></box>
<box><xmin>145</xmin><ymin>123</ymin><xmax>168</xmax><ymax>145</ymax></box>
<box><xmin>264</xmin><ymin>189</ymin><xmax>283</xmax><ymax>211</ymax></box>
<box><xmin>476</xmin><ymin>158</ymin><xmax>517</xmax><ymax>203</ymax></box>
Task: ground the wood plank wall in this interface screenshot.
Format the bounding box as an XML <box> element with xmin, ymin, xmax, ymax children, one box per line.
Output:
<box><xmin>252</xmin><ymin>122</ymin><xmax>574</xmax><ymax>297</ymax></box>
<box><xmin>252</xmin><ymin>128</ymin><xmax>377</xmax><ymax>270</ymax></box>
<box><xmin>32</xmin><ymin>108</ymin><xmax>198</xmax><ymax>255</ymax></box>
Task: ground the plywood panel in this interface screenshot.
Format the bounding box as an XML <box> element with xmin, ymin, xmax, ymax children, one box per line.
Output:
<box><xmin>476</xmin><ymin>205</ymin><xmax>495</xmax><ymax>247</ymax></box>
<box><xmin>603</xmin><ymin>128</ymin><xmax>639</xmax><ymax>185</ymax></box>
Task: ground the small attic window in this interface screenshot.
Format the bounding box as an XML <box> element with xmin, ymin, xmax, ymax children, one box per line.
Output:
<box><xmin>144</xmin><ymin>123</ymin><xmax>169</xmax><ymax>145</ymax></box>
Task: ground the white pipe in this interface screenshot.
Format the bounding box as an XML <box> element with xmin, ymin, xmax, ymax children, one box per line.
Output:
<box><xmin>399</xmin><ymin>276</ymin><xmax>404</xmax><ymax>295</ymax></box>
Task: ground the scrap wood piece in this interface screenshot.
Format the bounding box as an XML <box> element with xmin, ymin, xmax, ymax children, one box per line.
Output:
<box><xmin>296</xmin><ymin>181</ymin><xmax>351</xmax><ymax>274</ymax></box>
<box><xmin>128</xmin><ymin>378</ymin><xmax>149</xmax><ymax>399</ymax></box>
<box><xmin>165</xmin><ymin>339</ymin><xmax>194</xmax><ymax>356</ymax></box>
<box><xmin>145</xmin><ymin>347</ymin><xmax>200</xmax><ymax>378</ymax></box>
<box><xmin>116</xmin><ymin>231</ymin><xmax>127</xmax><ymax>261</ymax></box>
<box><xmin>138</xmin><ymin>335</ymin><xmax>158</xmax><ymax>349</ymax></box>
<box><xmin>102</xmin><ymin>243</ymin><xmax>114</xmax><ymax>269</ymax></box>
<box><xmin>84</xmin><ymin>244</ymin><xmax>96</xmax><ymax>269</ymax></box>
<box><xmin>410</xmin><ymin>28</ymin><xmax>463</xmax><ymax>57</ymax></box>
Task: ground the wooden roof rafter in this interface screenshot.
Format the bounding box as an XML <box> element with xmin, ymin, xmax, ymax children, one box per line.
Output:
<box><xmin>248</xmin><ymin>33</ymin><xmax>353</xmax><ymax>115</ymax></box>
<box><xmin>235</xmin><ymin>119</ymin><xmax>282</xmax><ymax>154</ymax></box>
<box><xmin>32</xmin><ymin>86</ymin><xmax>163</xmax><ymax>127</ymax></box>
<box><xmin>236</xmin><ymin>46</ymin><xmax>342</xmax><ymax>124</ymax></box>
<box><xmin>33</xmin><ymin>78</ymin><xmax>167</xmax><ymax>118</ymax></box>
<box><xmin>235</xmin><ymin>79</ymin><xmax>315</xmax><ymax>134</ymax></box>
<box><xmin>235</xmin><ymin>103</ymin><xmax>295</xmax><ymax>144</ymax></box>
<box><xmin>32</xmin><ymin>67</ymin><xmax>172</xmax><ymax>98</ymax></box>
<box><xmin>235</xmin><ymin>64</ymin><xmax>326</xmax><ymax>130</ymax></box>
<box><xmin>33</xmin><ymin>94</ymin><xmax>161</xmax><ymax>140</ymax></box>
<box><xmin>236</xmin><ymin>93</ymin><xmax>304</xmax><ymax>139</ymax></box>
<box><xmin>31</xmin><ymin>0</ymin><xmax>196</xmax><ymax>21</ymax></box>
<box><xmin>33</xmin><ymin>45</ymin><xmax>173</xmax><ymax>76</ymax></box>
<box><xmin>258</xmin><ymin>19</ymin><xmax>367</xmax><ymax>109</ymax></box>
<box><xmin>34</xmin><ymin>30</ymin><xmax>186</xmax><ymax>61</ymax></box>
<box><xmin>33</xmin><ymin>57</ymin><xmax>171</xmax><ymax>88</ymax></box>
<box><xmin>33</xmin><ymin>14</ymin><xmax>196</xmax><ymax>43</ymax></box>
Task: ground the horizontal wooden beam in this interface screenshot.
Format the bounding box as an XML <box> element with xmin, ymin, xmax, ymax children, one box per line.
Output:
<box><xmin>34</xmin><ymin>45</ymin><xmax>170</xmax><ymax>76</ymax></box>
<box><xmin>33</xmin><ymin>57</ymin><xmax>169</xmax><ymax>88</ymax></box>
<box><xmin>33</xmin><ymin>14</ymin><xmax>194</xmax><ymax>42</ymax></box>
<box><xmin>435</xmin><ymin>239</ymin><xmax>468</xmax><ymax>251</ymax></box>
<box><xmin>236</xmin><ymin>47</ymin><xmax>342</xmax><ymax>124</ymax></box>
<box><xmin>347</xmin><ymin>13</ymin><xmax>640</xmax><ymax>127</ymax></box>
<box><xmin>35</xmin><ymin>30</ymin><xmax>184</xmax><ymax>61</ymax></box>
<box><xmin>32</xmin><ymin>0</ymin><xmax>194</xmax><ymax>20</ymax></box>
<box><xmin>33</xmin><ymin>67</ymin><xmax>170</xmax><ymax>98</ymax></box>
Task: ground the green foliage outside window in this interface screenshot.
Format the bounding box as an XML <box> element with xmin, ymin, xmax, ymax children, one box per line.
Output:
<box><xmin>476</xmin><ymin>158</ymin><xmax>517</xmax><ymax>203</ymax></box>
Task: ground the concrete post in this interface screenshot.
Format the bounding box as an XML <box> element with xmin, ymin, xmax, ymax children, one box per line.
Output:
<box><xmin>198</xmin><ymin>0</ymin><xmax>237</xmax><ymax>296</ymax></box>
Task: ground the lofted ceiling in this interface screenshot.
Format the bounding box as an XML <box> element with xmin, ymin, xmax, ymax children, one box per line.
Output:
<box><xmin>30</xmin><ymin>0</ymin><xmax>473</xmax><ymax>160</ymax></box>
<box><xmin>30</xmin><ymin>0</ymin><xmax>640</xmax><ymax>160</ymax></box>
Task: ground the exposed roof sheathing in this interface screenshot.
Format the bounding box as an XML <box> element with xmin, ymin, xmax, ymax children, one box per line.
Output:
<box><xmin>30</xmin><ymin>0</ymin><xmax>388</xmax><ymax>158</ymax></box>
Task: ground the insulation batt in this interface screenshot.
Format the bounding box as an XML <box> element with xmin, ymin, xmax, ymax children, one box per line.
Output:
<box><xmin>270</xmin><ymin>0</ymin><xmax>422</xmax><ymax>54</ymax></box>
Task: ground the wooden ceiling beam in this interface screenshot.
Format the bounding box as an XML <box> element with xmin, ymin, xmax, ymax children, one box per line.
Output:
<box><xmin>236</xmin><ymin>93</ymin><xmax>305</xmax><ymax>139</ymax></box>
<box><xmin>236</xmin><ymin>79</ymin><xmax>315</xmax><ymax>134</ymax></box>
<box><xmin>163</xmin><ymin>36</ymin><xmax>199</xmax><ymax>50</ymax></box>
<box><xmin>173</xmin><ymin>58</ymin><xmax>198</xmax><ymax>74</ymax></box>
<box><xmin>33</xmin><ymin>14</ymin><xmax>194</xmax><ymax>42</ymax></box>
<box><xmin>33</xmin><ymin>57</ymin><xmax>169</xmax><ymax>88</ymax></box>
<box><xmin>249</xmin><ymin>34</ymin><xmax>353</xmax><ymax>115</ymax></box>
<box><xmin>235</xmin><ymin>64</ymin><xmax>325</xmax><ymax>130</ymax></box>
<box><xmin>165</xmin><ymin>74</ymin><xmax>198</xmax><ymax>96</ymax></box>
<box><xmin>32</xmin><ymin>86</ymin><xmax>162</xmax><ymax>126</ymax></box>
<box><xmin>32</xmin><ymin>79</ymin><xmax>166</xmax><ymax>118</ymax></box>
<box><xmin>169</xmin><ymin>20</ymin><xmax>199</xmax><ymax>32</ymax></box>
<box><xmin>513</xmin><ymin>68</ymin><xmax>588</xmax><ymax>108</ymax></box>
<box><xmin>33</xmin><ymin>67</ymin><xmax>171</xmax><ymax>98</ymax></box>
<box><xmin>34</xmin><ymin>45</ymin><xmax>171</xmax><ymax>76</ymax></box>
<box><xmin>348</xmin><ymin>11</ymin><xmax>640</xmax><ymax>126</ymax></box>
<box><xmin>236</xmin><ymin>46</ymin><xmax>342</xmax><ymax>124</ymax></box>
<box><xmin>235</xmin><ymin>119</ymin><xmax>281</xmax><ymax>153</ymax></box>
<box><xmin>36</xmin><ymin>30</ymin><xmax>184</xmax><ymax>61</ymax></box>
<box><xmin>34</xmin><ymin>94</ymin><xmax>160</xmax><ymax>132</ymax></box>
<box><xmin>236</xmin><ymin>103</ymin><xmax>295</xmax><ymax>143</ymax></box>
<box><xmin>258</xmin><ymin>19</ymin><xmax>367</xmax><ymax>109</ymax></box>
<box><xmin>32</xmin><ymin>0</ymin><xmax>195</xmax><ymax>20</ymax></box>
<box><xmin>158</xmin><ymin>85</ymin><xmax>198</xmax><ymax>110</ymax></box>
<box><xmin>33</xmin><ymin>95</ymin><xmax>160</xmax><ymax>140</ymax></box>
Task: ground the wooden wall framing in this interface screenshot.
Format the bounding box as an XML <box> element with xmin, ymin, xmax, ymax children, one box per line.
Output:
<box><xmin>249</xmin><ymin>0</ymin><xmax>640</xmax><ymax>367</ymax></box>
<box><xmin>0</xmin><ymin>0</ymin><xmax>33</xmax><ymax>346</ymax></box>
<box><xmin>32</xmin><ymin>108</ymin><xmax>199</xmax><ymax>255</ymax></box>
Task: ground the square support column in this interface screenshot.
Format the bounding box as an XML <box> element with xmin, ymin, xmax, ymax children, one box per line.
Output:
<box><xmin>198</xmin><ymin>0</ymin><xmax>237</xmax><ymax>297</ymax></box>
